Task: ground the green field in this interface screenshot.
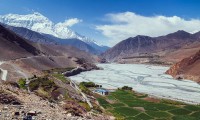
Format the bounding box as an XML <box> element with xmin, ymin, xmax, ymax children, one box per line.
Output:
<box><xmin>52</xmin><ymin>74</ymin><xmax>71</xmax><ymax>84</ymax></box>
<box><xmin>97</xmin><ymin>90</ymin><xmax>200</xmax><ymax>120</ymax></box>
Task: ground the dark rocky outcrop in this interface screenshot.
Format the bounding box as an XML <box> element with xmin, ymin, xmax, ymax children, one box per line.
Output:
<box><xmin>0</xmin><ymin>90</ymin><xmax>21</xmax><ymax>105</ymax></box>
<box><xmin>63</xmin><ymin>59</ymin><xmax>100</xmax><ymax>77</ymax></box>
<box><xmin>63</xmin><ymin>67</ymin><xmax>86</xmax><ymax>77</ymax></box>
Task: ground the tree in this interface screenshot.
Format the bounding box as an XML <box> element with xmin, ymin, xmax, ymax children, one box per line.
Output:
<box><xmin>121</xmin><ymin>86</ymin><xmax>132</xmax><ymax>90</ymax></box>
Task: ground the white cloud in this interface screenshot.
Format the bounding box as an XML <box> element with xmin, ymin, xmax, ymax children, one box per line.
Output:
<box><xmin>56</xmin><ymin>18</ymin><xmax>82</xmax><ymax>27</ymax></box>
<box><xmin>96</xmin><ymin>12</ymin><xmax>200</xmax><ymax>46</ymax></box>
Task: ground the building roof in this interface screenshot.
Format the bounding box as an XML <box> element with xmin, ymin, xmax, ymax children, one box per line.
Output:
<box><xmin>94</xmin><ymin>89</ymin><xmax>109</xmax><ymax>93</ymax></box>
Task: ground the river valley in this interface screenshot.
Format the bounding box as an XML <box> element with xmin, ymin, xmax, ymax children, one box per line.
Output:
<box><xmin>70</xmin><ymin>63</ymin><xmax>200</xmax><ymax>104</ymax></box>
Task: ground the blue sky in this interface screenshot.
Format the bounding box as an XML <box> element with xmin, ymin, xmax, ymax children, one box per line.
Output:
<box><xmin>1</xmin><ymin>0</ymin><xmax>200</xmax><ymax>46</ymax></box>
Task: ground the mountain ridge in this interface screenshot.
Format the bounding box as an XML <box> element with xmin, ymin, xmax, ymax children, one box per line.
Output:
<box><xmin>102</xmin><ymin>30</ymin><xmax>200</xmax><ymax>64</ymax></box>
<box><xmin>1</xmin><ymin>23</ymin><xmax>109</xmax><ymax>54</ymax></box>
<box><xmin>0</xmin><ymin>12</ymin><xmax>98</xmax><ymax>45</ymax></box>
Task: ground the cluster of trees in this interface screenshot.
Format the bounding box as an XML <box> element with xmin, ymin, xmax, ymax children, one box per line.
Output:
<box><xmin>80</xmin><ymin>82</ymin><xmax>102</xmax><ymax>88</ymax></box>
<box><xmin>79</xmin><ymin>82</ymin><xmax>102</xmax><ymax>94</ymax></box>
<box><xmin>121</xmin><ymin>86</ymin><xmax>133</xmax><ymax>90</ymax></box>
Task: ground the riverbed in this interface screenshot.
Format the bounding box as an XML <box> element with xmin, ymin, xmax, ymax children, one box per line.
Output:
<box><xmin>69</xmin><ymin>63</ymin><xmax>200</xmax><ymax>104</ymax></box>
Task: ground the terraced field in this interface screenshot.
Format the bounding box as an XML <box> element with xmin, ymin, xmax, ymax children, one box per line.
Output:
<box><xmin>97</xmin><ymin>90</ymin><xmax>200</xmax><ymax>120</ymax></box>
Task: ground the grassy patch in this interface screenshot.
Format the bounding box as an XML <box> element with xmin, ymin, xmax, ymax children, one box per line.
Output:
<box><xmin>172</xmin><ymin>115</ymin><xmax>198</xmax><ymax>120</ymax></box>
<box><xmin>97</xmin><ymin>98</ymin><xmax>109</xmax><ymax>105</ymax></box>
<box><xmin>169</xmin><ymin>108</ymin><xmax>191</xmax><ymax>115</ymax></box>
<box><xmin>110</xmin><ymin>103</ymin><xmax>125</xmax><ymax>108</ymax></box>
<box><xmin>36</xmin><ymin>87</ymin><xmax>49</xmax><ymax>98</ymax></box>
<box><xmin>79</xmin><ymin>102</ymin><xmax>91</xmax><ymax>111</ymax></box>
<box><xmin>79</xmin><ymin>83</ymin><xmax>91</xmax><ymax>94</ymax></box>
<box><xmin>44</xmin><ymin>67</ymin><xmax>75</xmax><ymax>74</ymax></box>
<box><xmin>18</xmin><ymin>78</ymin><xmax>27</xmax><ymax>89</ymax></box>
<box><xmin>52</xmin><ymin>74</ymin><xmax>69</xmax><ymax>83</ymax></box>
<box><xmin>146</xmin><ymin>111</ymin><xmax>172</xmax><ymax>118</ymax></box>
<box><xmin>107</xmin><ymin>95</ymin><xmax>116</xmax><ymax>100</ymax></box>
<box><xmin>184</xmin><ymin>105</ymin><xmax>200</xmax><ymax>111</ymax></box>
<box><xmin>191</xmin><ymin>111</ymin><xmax>200</xmax><ymax>118</ymax></box>
<box><xmin>113</xmin><ymin>107</ymin><xmax>140</xmax><ymax>117</ymax></box>
<box><xmin>134</xmin><ymin>113</ymin><xmax>153</xmax><ymax>120</ymax></box>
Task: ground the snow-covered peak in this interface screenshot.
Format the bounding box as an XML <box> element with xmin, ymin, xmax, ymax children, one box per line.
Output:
<box><xmin>0</xmin><ymin>12</ymin><xmax>96</xmax><ymax>44</ymax></box>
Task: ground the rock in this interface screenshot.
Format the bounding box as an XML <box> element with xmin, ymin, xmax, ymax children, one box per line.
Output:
<box><xmin>67</xmin><ymin>113</ymin><xmax>72</xmax><ymax>117</ymax></box>
<box><xmin>109</xmin><ymin>116</ymin><xmax>115</xmax><ymax>120</ymax></box>
<box><xmin>63</xmin><ymin>67</ymin><xmax>85</xmax><ymax>77</ymax></box>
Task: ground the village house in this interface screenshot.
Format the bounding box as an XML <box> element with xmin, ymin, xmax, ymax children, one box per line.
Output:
<box><xmin>93</xmin><ymin>89</ymin><xmax>109</xmax><ymax>95</ymax></box>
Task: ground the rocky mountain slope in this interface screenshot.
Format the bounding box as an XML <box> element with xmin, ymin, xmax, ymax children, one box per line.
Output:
<box><xmin>0</xmin><ymin>24</ymin><xmax>97</xmax><ymax>81</ymax></box>
<box><xmin>43</xmin><ymin>33</ymin><xmax>99</xmax><ymax>54</ymax></box>
<box><xmin>0</xmin><ymin>12</ymin><xmax>109</xmax><ymax>54</ymax></box>
<box><xmin>166</xmin><ymin>50</ymin><xmax>200</xmax><ymax>82</ymax></box>
<box><xmin>3</xmin><ymin>24</ymin><xmax>99</xmax><ymax>54</ymax></box>
<box><xmin>102</xmin><ymin>30</ymin><xmax>200</xmax><ymax>64</ymax></box>
<box><xmin>0</xmin><ymin>24</ymin><xmax>41</xmax><ymax>60</ymax></box>
<box><xmin>5</xmin><ymin>25</ymin><xmax>57</xmax><ymax>44</ymax></box>
<box><xmin>0</xmin><ymin>79</ymin><xmax>110</xmax><ymax>119</ymax></box>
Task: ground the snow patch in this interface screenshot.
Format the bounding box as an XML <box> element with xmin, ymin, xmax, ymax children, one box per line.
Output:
<box><xmin>0</xmin><ymin>12</ymin><xmax>96</xmax><ymax>44</ymax></box>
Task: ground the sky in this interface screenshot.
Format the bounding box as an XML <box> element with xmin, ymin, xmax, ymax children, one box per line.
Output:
<box><xmin>1</xmin><ymin>0</ymin><xmax>200</xmax><ymax>46</ymax></box>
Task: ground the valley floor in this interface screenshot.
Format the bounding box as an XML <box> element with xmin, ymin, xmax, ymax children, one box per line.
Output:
<box><xmin>70</xmin><ymin>63</ymin><xmax>200</xmax><ymax>104</ymax></box>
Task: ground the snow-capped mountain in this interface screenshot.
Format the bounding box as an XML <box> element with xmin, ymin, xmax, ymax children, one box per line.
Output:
<box><xmin>0</xmin><ymin>12</ymin><xmax>95</xmax><ymax>44</ymax></box>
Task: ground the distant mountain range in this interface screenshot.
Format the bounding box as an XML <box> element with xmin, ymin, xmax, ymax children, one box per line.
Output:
<box><xmin>0</xmin><ymin>24</ymin><xmax>95</xmax><ymax>61</ymax></box>
<box><xmin>3</xmin><ymin>25</ymin><xmax>100</xmax><ymax>54</ymax></box>
<box><xmin>0</xmin><ymin>12</ymin><xmax>109</xmax><ymax>54</ymax></box>
<box><xmin>102</xmin><ymin>30</ymin><xmax>200</xmax><ymax>64</ymax></box>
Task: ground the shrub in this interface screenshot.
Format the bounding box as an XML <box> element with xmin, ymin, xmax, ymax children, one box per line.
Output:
<box><xmin>18</xmin><ymin>78</ymin><xmax>26</xmax><ymax>89</ymax></box>
<box><xmin>28</xmin><ymin>76</ymin><xmax>56</xmax><ymax>92</ymax></box>
<box><xmin>79</xmin><ymin>83</ymin><xmax>91</xmax><ymax>94</ymax></box>
<box><xmin>52</xmin><ymin>73</ymin><xmax>70</xmax><ymax>84</ymax></box>
<box><xmin>121</xmin><ymin>86</ymin><xmax>133</xmax><ymax>91</ymax></box>
<box><xmin>80</xmin><ymin>82</ymin><xmax>97</xmax><ymax>87</ymax></box>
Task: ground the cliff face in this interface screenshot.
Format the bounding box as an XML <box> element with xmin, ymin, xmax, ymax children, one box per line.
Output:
<box><xmin>166</xmin><ymin>50</ymin><xmax>200</xmax><ymax>82</ymax></box>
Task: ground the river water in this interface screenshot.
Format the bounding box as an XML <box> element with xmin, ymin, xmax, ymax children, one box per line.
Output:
<box><xmin>69</xmin><ymin>63</ymin><xmax>200</xmax><ymax>104</ymax></box>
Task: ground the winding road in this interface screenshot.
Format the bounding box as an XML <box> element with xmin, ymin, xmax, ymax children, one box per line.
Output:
<box><xmin>0</xmin><ymin>55</ymin><xmax>59</xmax><ymax>81</ymax></box>
<box><xmin>0</xmin><ymin>61</ymin><xmax>8</xmax><ymax>81</ymax></box>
